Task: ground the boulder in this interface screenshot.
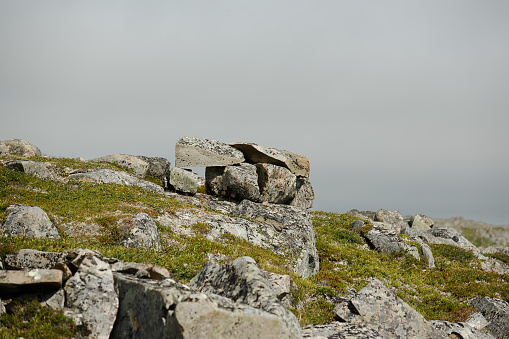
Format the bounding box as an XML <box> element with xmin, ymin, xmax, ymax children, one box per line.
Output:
<box><xmin>0</xmin><ymin>269</ymin><xmax>63</xmax><ymax>298</ymax></box>
<box><xmin>110</xmin><ymin>261</ymin><xmax>170</xmax><ymax>281</ymax></box>
<box><xmin>430</xmin><ymin>320</ymin><xmax>495</xmax><ymax>339</ymax></box>
<box><xmin>302</xmin><ymin>322</ymin><xmax>383</xmax><ymax>338</ymax></box>
<box><xmin>334</xmin><ymin>278</ymin><xmax>443</xmax><ymax>338</ymax></box>
<box><xmin>364</xmin><ymin>222</ymin><xmax>408</xmax><ymax>254</ymax></box>
<box><xmin>40</xmin><ymin>288</ymin><xmax>66</xmax><ymax>311</ymax></box>
<box><xmin>0</xmin><ymin>139</ymin><xmax>42</xmax><ymax>157</ymax></box>
<box><xmin>119</xmin><ymin>213</ymin><xmax>162</xmax><ymax>250</ymax></box>
<box><xmin>289</xmin><ymin>177</ymin><xmax>315</xmax><ymax>209</ymax></box>
<box><xmin>256</xmin><ymin>163</ymin><xmax>297</xmax><ymax>204</ymax></box>
<box><xmin>206</xmin><ymin>163</ymin><xmax>261</xmax><ymax>202</ymax></box>
<box><xmin>415</xmin><ymin>238</ymin><xmax>435</xmax><ymax>268</ymax></box>
<box><xmin>188</xmin><ymin>256</ymin><xmax>302</xmax><ymax>338</ymax></box>
<box><xmin>1</xmin><ymin>204</ymin><xmax>60</xmax><ymax>239</ymax></box>
<box><xmin>89</xmin><ymin>153</ymin><xmax>150</xmax><ymax>177</ymax></box>
<box><xmin>431</xmin><ymin>227</ymin><xmax>483</xmax><ymax>257</ymax></box>
<box><xmin>409</xmin><ymin>214</ymin><xmax>434</xmax><ymax>231</ymax></box>
<box><xmin>65</xmin><ymin>255</ymin><xmax>118</xmax><ymax>339</ymax></box>
<box><xmin>374</xmin><ymin>209</ymin><xmax>407</xmax><ymax>234</ymax></box>
<box><xmin>175</xmin><ymin>136</ymin><xmax>245</xmax><ymax>167</ymax></box>
<box><xmin>266</xmin><ymin>272</ymin><xmax>292</xmax><ymax>308</ymax></box>
<box><xmin>470</xmin><ymin>297</ymin><xmax>509</xmax><ymax>339</ymax></box>
<box><xmin>169</xmin><ymin>167</ymin><xmax>199</xmax><ymax>194</ymax></box>
<box><xmin>231</xmin><ymin>142</ymin><xmax>310</xmax><ymax>178</ymax></box>
<box><xmin>4</xmin><ymin>249</ymin><xmax>66</xmax><ymax>270</ymax></box>
<box><xmin>135</xmin><ymin>155</ymin><xmax>171</xmax><ymax>186</ymax></box>
<box><xmin>68</xmin><ymin>168</ymin><xmax>164</xmax><ymax>192</ymax></box>
<box><xmin>5</xmin><ymin>160</ymin><xmax>59</xmax><ymax>180</ymax></box>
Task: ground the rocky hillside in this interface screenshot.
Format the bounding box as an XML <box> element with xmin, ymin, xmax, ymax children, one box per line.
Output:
<box><xmin>434</xmin><ymin>217</ymin><xmax>509</xmax><ymax>248</ymax></box>
<box><xmin>1</xmin><ymin>138</ymin><xmax>509</xmax><ymax>339</ymax></box>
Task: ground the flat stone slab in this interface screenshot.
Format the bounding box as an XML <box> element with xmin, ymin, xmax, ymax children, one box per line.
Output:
<box><xmin>0</xmin><ymin>269</ymin><xmax>63</xmax><ymax>298</ymax></box>
<box><xmin>68</xmin><ymin>168</ymin><xmax>164</xmax><ymax>192</ymax></box>
<box><xmin>175</xmin><ymin>136</ymin><xmax>245</xmax><ymax>167</ymax></box>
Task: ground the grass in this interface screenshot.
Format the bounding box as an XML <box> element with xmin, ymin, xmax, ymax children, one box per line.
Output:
<box><xmin>1</xmin><ymin>154</ymin><xmax>509</xmax><ymax>333</ymax></box>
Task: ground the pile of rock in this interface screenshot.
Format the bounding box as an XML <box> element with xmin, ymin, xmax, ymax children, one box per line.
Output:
<box><xmin>173</xmin><ymin>136</ymin><xmax>314</xmax><ymax>209</ymax></box>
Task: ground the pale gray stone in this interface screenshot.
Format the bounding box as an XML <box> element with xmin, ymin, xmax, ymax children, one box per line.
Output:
<box><xmin>0</xmin><ymin>139</ymin><xmax>42</xmax><ymax>157</ymax></box>
<box><xmin>65</xmin><ymin>255</ymin><xmax>118</xmax><ymax>339</ymax></box>
<box><xmin>365</xmin><ymin>222</ymin><xmax>408</xmax><ymax>254</ymax></box>
<box><xmin>89</xmin><ymin>153</ymin><xmax>150</xmax><ymax>177</ymax></box>
<box><xmin>470</xmin><ymin>297</ymin><xmax>509</xmax><ymax>339</ymax></box>
<box><xmin>110</xmin><ymin>260</ymin><xmax>170</xmax><ymax>281</ymax></box>
<box><xmin>430</xmin><ymin>320</ymin><xmax>495</xmax><ymax>339</ymax></box>
<box><xmin>0</xmin><ymin>269</ymin><xmax>63</xmax><ymax>298</ymax></box>
<box><xmin>374</xmin><ymin>209</ymin><xmax>407</xmax><ymax>234</ymax></box>
<box><xmin>302</xmin><ymin>322</ymin><xmax>383</xmax><ymax>338</ymax></box>
<box><xmin>415</xmin><ymin>239</ymin><xmax>435</xmax><ymax>268</ymax></box>
<box><xmin>119</xmin><ymin>213</ymin><xmax>162</xmax><ymax>250</ymax></box>
<box><xmin>257</xmin><ymin>163</ymin><xmax>297</xmax><ymax>204</ymax></box>
<box><xmin>1</xmin><ymin>204</ymin><xmax>60</xmax><ymax>239</ymax></box>
<box><xmin>175</xmin><ymin>136</ymin><xmax>245</xmax><ymax>167</ymax></box>
<box><xmin>41</xmin><ymin>288</ymin><xmax>66</xmax><ymax>311</ymax></box>
<box><xmin>206</xmin><ymin>163</ymin><xmax>261</xmax><ymax>202</ymax></box>
<box><xmin>465</xmin><ymin>312</ymin><xmax>490</xmax><ymax>330</ymax></box>
<box><xmin>266</xmin><ymin>272</ymin><xmax>292</xmax><ymax>308</ymax></box>
<box><xmin>5</xmin><ymin>160</ymin><xmax>59</xmax><ymax>180</ymax></box>
<box><xmin>410</xmin><ymin>214</ymin><xmax>434</xmax><ymax>231</ymax></box>
<box><xmin>289</xmin><ymin>177</ymin><xmax>315</xmax><ymax>209</ymax></box>
<box><xmin>169</xmin><ymin>167</ymin><xmax>199</xmax><ymax>194</ymax></box>
<box><xmin>68</xmin><ymin>168</ymin><xmax>164</xmax><ymax>192</ymax></box>
<box><xmin>4</xmin><ymin>249</ymin><xmax>66</xmax><ymax>269</ymax></box>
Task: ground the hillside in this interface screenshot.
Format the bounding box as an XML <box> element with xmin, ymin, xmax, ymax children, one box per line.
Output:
<box><xmin>1</xmin><ymin>138</ymin><xmax>509</xmax><ymax>338</ymax></box>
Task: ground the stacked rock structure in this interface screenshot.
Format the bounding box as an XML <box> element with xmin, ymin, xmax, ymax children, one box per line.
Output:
<box><xmin>173</xmin><ymin>136</ymin><xmax>314</xmax><ymax>209</ymax></box>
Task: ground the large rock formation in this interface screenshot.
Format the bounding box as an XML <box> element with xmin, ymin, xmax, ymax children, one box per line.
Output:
<box><xmin>175</xmin><ymin>136</ymin><xmax>245</xmax><ymax>167</ymax></box>
<box><xmin>5</xmin><ymin>160</ymin><xmax>59</xmax><ymax>180</ymax></box>
<box><xmin>205</xmin><ymin>163</ymin><xmax>262</xmax><ymax>202</ymax></box>
<box><xmin>0</xmin><ymin>139</ymin><xmax>42</xmax><ymax>157</ymax></box>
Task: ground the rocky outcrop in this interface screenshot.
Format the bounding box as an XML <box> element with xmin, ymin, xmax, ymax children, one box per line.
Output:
<box><xmin>470</xmin><ymin>297</ymin><xmax>509</xmax><ymax>339</ymax></box>
<box><xmin>175</xmin><ymin>136</ymin><xmax>245</xmax><ymax>167</ymax></box>
<box><xmin>289</xmin><ymin>177</ymin><xmax>315</xmax><ymax>209</ymax></box>
<box><xmin>119</xmin><ymin>213</ymin><xmax>162</xmax><ymax>250</ymax></box>
<box><xmin>257</xmin><ymin>163</ymin><xmax>297</xmax><ymax>204</ymax></box>
<box><xmin>5</xmin><ymin>160</ymin><xmax>59</xmax><ymax>180</ymax></box>
<box><xmin>169</xmin><ymin>167</ymin><xmax>200</xmax><ymax>194</ymax></box>
<box><xmin>364</xmin><ymin>222</ymin><xmax>409</xmax><ymax>254</ymax></box>
<box><xmin>0</xmin><ymin>139</ymin><xmax>42</xmax><ymax>157</ymax></box>
<box><xmin>4</xmin><ymin>249</ymin><xmax>66</xmax><ymax>270</ymax></box>
<box><xmin>430</xmin><ymin>320</ymin><xmax>495</xmax><ymax>339</ymax></box>
<box><xmin>0</xmin><ymin>269</ymin><xmax>63</xmax><ymax>298</ymax></box>
<box><xmin>1</xmin><ymin>204</ymin><xmax>60</xmax><ymax>238</ymax></box>
<box><xmin>302</xmin><ymin>322</ymin><xmax>383</xmax><ymax>338</ymax></box>
<box><xmin>206</xmin><ymin>163</ymin><xmax>262</xmax><ymax>202</ymax></box>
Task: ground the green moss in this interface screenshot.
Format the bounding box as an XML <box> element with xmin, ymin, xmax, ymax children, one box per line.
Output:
<box><xmin>430</xmin><ymin>244</ymin><xmax>476</xmax><ymax>263</ymax></box>
<box><xmin>196</xmin><ymin>185</ymin><xmax>207</xmax><ymax>194</ymax></box>
<box><xmin>486</xmin><ymin>252</ymin><xmax>509</xmax><ymax>264</ymax></box>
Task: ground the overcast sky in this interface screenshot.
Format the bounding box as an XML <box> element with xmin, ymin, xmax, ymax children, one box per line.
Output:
<box><xmin>1</xmin><ymin>1</ymin><xmax>508</xmax><ymax>225</ymax></box>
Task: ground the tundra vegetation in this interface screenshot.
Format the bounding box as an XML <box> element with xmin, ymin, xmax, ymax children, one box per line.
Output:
<box><xmin>1</xmin><ymin>155</ymin><xmax>508</xmax><ymax>337</ymax></box>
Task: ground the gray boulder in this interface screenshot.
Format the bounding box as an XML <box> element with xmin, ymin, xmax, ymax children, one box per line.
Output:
<box><xmin>364</xmin><ymin>222</ymin><xmax>408</xmax><ymax>254</ymax></box>
<box><xmin>0</xmin><ymin>269</ymin><xmax>63</xmax><ymax>298</ymax></box>
<box><xmin>110</xmin><ymin>261</ymin><xmax>170</xmax><ymax>281</ymax></box>
<box><xmin>65</xmin><ymin>254</ymin><xmax>118</xmax><ymax>339</ymax></box>
<box><xmin>257</xmin><ymin>163</ymin><xmax>297</xmax><ymax>204</ymax></box>
<box><xmin>302</xmin><ymin>322</ymin><xmax>383</xmax><ymax>338</ymax></box>
<box><xmin>68</xmin><ymin>168</ymin><xmax>164</xmax><ymax>192</ymax></box>
<box><xmin>206</xmin><ymin>163</ymin><xmax>261</xmax><ymax>202</ymax></box>
<box><xmin>1</xmin><ymin>204</ymin><xmax>60</xmax><ymax>239</ymax></box>
<box><xmin>374</xmin><ymin>209</ymin><xmax>407</xmax><ymax>234</ymax></box>
<box><xmin>119</xmin><ymin>213</ymin><xmax>162</xmax><ymax>250</ymax></box>
<box><xmin>470</xmin><ymin>297</ymin><xmax>509</xmax><ymax>339</ymax></box>
<box><xmin>266</xmin><ymin>272</ymin><xmax>292</xmax><ymax>308</ymax></box>
<box><xmin>335</xmin><ymin>278</ymin><xmax>443</xmax><ymax>338</ymax></box>
<box><xmin>4</xmin><ymin>249</ymin><xmax>66</xmax><ymax>269</ymax></box>
<box><xmin>135</xmin><ymin>155</ymin><xmax>171</xmax><ymax>186</ymax></box>
<box><xmin>409</xmin><ymin>214</ymin><xmax>434</xmax><ymax>231</ymax></box>
<box><xmin>5</xmin><ymin>160</ymin><xmax>59</xmax><ymax>180</ymax></box>
<box><xmin>0</xmin><ymin>139</ymin><xmax>42</xmax><ymax>157</ymax></box>
<box><xmin>415</xmin><ymin>238</ymin><xmax>435</xmax><ymax>268</ymax></box>
<box><xmin>188</xmin><ymin>256</ymin><xmax>302</xmax><ymax>338</ymax></box>
<box><xmin>430</xmin><ymin>320</ymin><xmax>495</xmax><ymax>339</ymax></box>
<box><xmin>89</xmin><ymin>153</ymin><xmax>150</xmax><ymax>177</ymax></box>
<box><xmin>231</xmin><ymin>142</ymin><xmax>310</xmax><ymax>178</ymax></box>
<box><xmin>175</xmin><ymin>136</ymin><xmax>245</xmax><ymax>167</ymax></box>
<box><xmin>169</xmin><ymin>167</ymin><xmax>199</xmax><ymax>194</ymax></box>
<box><xmin>289</xmin><ymin>177</ymin><xmax>315</xmax><ymax>209</ymax></box>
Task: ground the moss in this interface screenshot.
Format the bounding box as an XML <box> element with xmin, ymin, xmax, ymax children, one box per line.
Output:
<box><xmin>196</xmin><ymin>185</ymin><xmax>207</xmax><ymax>194</ymax></box>
<box><xmin>486</xmin><ymin>252</ymin><xmax>509</xmax><ymax>264</ymax></box>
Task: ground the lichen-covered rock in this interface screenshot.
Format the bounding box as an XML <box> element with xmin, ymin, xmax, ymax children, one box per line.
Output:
<box><xmin>289</xmin><ymin>177</ymin><xmax>315</xmax><ymax>209</ymax></box>
<box><xmin>365</xmin><ymin>222</ymin><xmax>408</xmax><ymax>254</ymax></box>
<box><xmin>430</xmin><ymin>320</ymin><xmax>495</xmax><ymax>339</ymax></box>
<box><xmin>89</xmin><ymin>153</ymin><xmax>150</xmax><ymax>177</ymax></box>
<box><xmin>110</xmin><ymin>260</ymin><xmax>170</xmax><ymax>280</ymax></box>
<box><xmin>230</xmin><ymin>142</ymin><xmax>310</xmax><ymax>178</ymax></box>
<box><xmin>374</xmin><ymin>209</ymin><xmax>407</xmax><ymax>234</ymax></box>
<box><xmin>257</xmin><ymin>163</ymin><xmax>297</xmax><ymax>204</ymax></box>
<box><xmin>409</xmin><ymin>214</ymin><xmax>434</xmax><ymax>231</ymax></box>
<box><xmin>470</xmin><ymin>297</ymin><xmax>509</xmax><ymax>339</ymax></box>
<box><xmin>0</xmin><ymin>269</ymin><xmax>63</xmax><ymax>298</ymax></box>
<box><xmin>68</xmin><ymin>168</ymin><xmax>164</xmax><ymax>192</ymax></box>
<box><xmin>266</xmin><ymin>272</ymin><xmax>292</xmax><ymax>308</ymax></box>
<box><xmin>188</xmin><ymin>256</ymin><xmax>301</xmax><ymax>338</ymax></box>
<box><xmin>415</xmin><ymin>238</ymin><xmax>435</xmax><ymax>268</ymax></box>
<box><xmin>5</xmin><ymin>160</ymin><xmax>59</xmax><ymax>180</ymax></box>
<box><xmin>134</xmin><ymin>155</ymin><xmax>171</xmax><ymax>183</ymax></box>
<box><xmin>4</xmin><ymin>249</ymin><xmax>66</xmax><ymax>270</ymax></box>
<box><xmin>175</xmin><ymin>136</ymin><xmax>245</xmax><ymax>167</ymax></box>
<box><xmin>119</xmin><ymin>213</ymin><xmax>162</xmax><ymax>250</ymax></box>
<box><xmin>0</xmin><ymin>139</ymin><xmax>42</xmax><ymax>157</ymax></box>
<box><xmin>334</xmin><ymin>278</ymin><xmax>443</xmax><ymax>338</ymax></box>
<box><xmin>169</xmin><ymin>167</ymin><xmax>199</xmax><ymax>194</ymax></box>
<box><xmin>302</xmin><ymin>322</ymin><xmax>383</xmax><ymax>338</ymax></box>
<box><xmin>1</xmin><ymin>204</ymin><xmax>60</xmax><ymax>239</ymax></box>
<box><xmin>206</xmin><ymin>163</ymin><xmax>261</xmax><ymax>202</ymax></box>
<box><xmin>65</xmin><ymin>255</ymin><xmax>118</xmax><ymax>339</ymax></box>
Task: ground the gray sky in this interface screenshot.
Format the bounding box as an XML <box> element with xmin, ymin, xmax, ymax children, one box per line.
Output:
<box><xmin>1</xmin><ymin>1</ymin><xmax>508</xmax><ymax>225</ymax></box>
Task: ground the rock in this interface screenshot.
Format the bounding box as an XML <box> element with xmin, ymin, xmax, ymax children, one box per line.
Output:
<box><xmin>289</xmin><ymin>177</ymin><xmax>315</xmax><ymax>209</ymax></box>
<box><xmin>231</xmin><ymin>142</ymin><xmax>310</xmax><ymax>178</ymax></box>
<box><xmin>470</xmin><ymin>297</ymin><xmax>509</xmax><ymax>339</ymax></box>
<box><xmin>1</xmin><ymin>204</ymin><xmax>60</xmax><ymax>239</ymax></box>
<box><xmin>0</xmin><ymin>269</ymin><xmax>63</xmax><ymax>298</ymax></box>
<box><xmin>5</xmin><ymin>160</ymin><xmax>59</xmax><ymax>180</ymax></box>
<box><xmin>348</xmin><ymin>210</ymin><xmax>377</xmax><ymax>221</ymax></box>
<box><xmin>352</xmin><ymin>220</ymin><xmax>365</xmax><ymax>231</ymax></box>
<box><xmin>206</xmin><ymin>163</ymin><xmax>261</xmax><ymax>202</ymax></box>
<box><xmin>68</xmin><ymin>168</ymin><xmax>164</xmax><ymax>192</ymax></box>
<box><xmin>65</xmin><ymin>255</ymin><xmax>118</xmax><ymax>339</ymax></box>
<box><xmin>365</xmin><ymin>222</ymin><xmax>408</xmax><ymax>254</ymax></box>
<box><xmin>89</xmin><ymin>153</ymin><xmax>150</xmax><ymax>177</ymax></box>
<box><xmin>302</xmin><ymin>322</ymin><xmax>383</xmax><ymax>338</ymax></box>
<box><xmin>374</xmin><ymin>209</ymin><xmax>407</xmax><ymax>234</ymax></box>
<box><xmin>40</xmin><ymin>288</ymin><xmax>66</xmax><ymax>311</ymax></box>
<box><xmin>465</xmin><ymin>312</ymin><xmax>490</xmax><ymax>330</ymax></box>
<box><xmin>188</xmin><ymin>256</ymin><xmax>302</xmax><ymax>338</ymax></box>
<box><xmin>409</xmin><ymin>214</ymin><xmax>434</xmax><ymax>231</ymax></box>
<box><xmin>257</xmin><ymin>163</ymin><xmax>297</xmax><ymax>204</ymax></box>
<box><xmin>266</xmin><ymin>272</ymin><xmax>292</xmax><ymax>308</ymax></box>
<box><xmin>175</xmin><ymin>136</ymin><xmax>245</xmax><ymax>167</ymax></box>
<box><xmin>430</xmin><ymin>320</ymin><xmax>495</xmax><ymax>339</ymax></box>
<box><xmin>134</xmin><ymin>155</ymin><xmax>172</xmax><ymax>185</ymax></box>
<box><xmin>334</xmin><ymin>278</ymin><xmax>442</xmax><ymax>338</ymax></box>
<box><xmin>169</xmin><ymin>167</ymin><xmax>199</xmax><ymax>194</ymax></box>
<box><xmin>431</xmin><ymin>227</ymin><xmax>483</xmax><ymax>257</ymax></box>
<box><xmin>415</xmin><ymin>238</ymin><xmax>435</xmax><ymax>268</ymax></box>
<box><xmin>0</xmin><ymin>139</ymin><xmax>42</xmax><ymax>157</ymax></box>
<box><xmin>0</xmin><ymin>298</ymin><xmax>5</xmax><ymax>315</ymax></box>
<box><xmin>119</xmin><ymin>213</ymin><xmax>162</xmax><ymax>250</ymax></box>
<box><xmin>110</xmin><ymin>260</ymin><xmax>170</xmax><ymax>280</ymax></box>
<box><xmin>4</xmin><ymin>249</ymin><xmax>66</xmax><ymax>269</ymax></box>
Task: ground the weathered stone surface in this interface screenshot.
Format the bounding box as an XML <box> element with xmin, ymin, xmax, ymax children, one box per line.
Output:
<box><xmin>0</xmin><ymin>297</ymin><xmax>5</xmax><ymax>315</ymax></box>
<box><xmin>65</xmin><ymin>255</ymin><xmax>118</xmax><ymax>339</ymax></box>
<box><xmin>465</xmin><ymin>312</ymin><xmax>490</xmax><ymax>330</ymax></box>
<box><xmin>41</xmin><ymin>288</ymin><xmax>66</xmax><ymax>311</ymax></box>
<box><xmin>267</xmin><ymin>272</ymin><xmax>292</xmax><ymax>308</ymax></box>
<box><xmin>206</xmin><ymin>163</ymin><xmax>261</xmax><ymax>202</ymax></box>
<box><xmin>334</xmin><ymin>278</ymin><xmax>442</xmax><ymax>338</ymax></box>
<box><xmin>257</xmin><ymin>163</ymin><xmax>297</xmax><ymax>204</ymax></box>
<box><xmin>175</xmin><ymin>136</ymin><xmax>245</xmax><ymax>167</ymax></box>
<box><xmin>0</xmin><ymin>269</ymin><xmax>63</xmax><ymax>298</ymax></box>
<box><xmin>470</xmin><ymin>297</ymin><xmax>509</xmax><ymax>339</ymax></box>
<box><xmin>188</xmin><ymin>256</ymin><xmax>301</xmax><ymax>338</ymax></box>
<box><xmin>410</xmin><ymin>214</ymin><xmax>434</xmax><ymax>231</ymax></box>
<box><xmin>68</xmin><ymin>168</ymin><xmax>164</xmax><ymax>192</ymax></box>
<box><xmin>365</xmin><ymin>222</ymin><xmax>408</xmax><ymax>254</ymax></box>
<box><xmin>231</xmin><ymin>142</ymin><xmax>310</xmax><ymax>178</ymax></box>
<box><xmin>374</xmin><ymin>209</ymin><xmax>407</xmax><ymax>234</ymax></box>
<box><xmin>431</xmin><ymin>227</ymin><xmax>484</xmax><ymax>258</ymax></box>
<box><xmin>110</xmin><ymin>260</ymin><xmax>170</xmax><ymax>281</ymax></box>
<box><xmin>0</xmin><ymin>139</ymin><xmax>42</xmax><ymax>157</ymax></box>
<box><xmin>302</xmin><ymin>322</ymin><xmax>383</xmax><ymax>338</ymax></box>
<box><xmin>430</xmin><ymin>320</ymin><xmax>495</xmax><ymax>339</ymax></box>
<box><xmin>416</xmin><ymin>238</ymin><xmax>435</xmax><ymax>268</ymax></box>
<box><xmin>289</xmin><ymin>177</ymin><xmax>315</xmax><ymax>209</ymax></box>
<box><xmin>119</xmin><ymin>213</ymin><xmax>162</xmax><ymax>250</ymax></box>
<box><xmin>1</xmin><ymin>204</ymin><xmax>60</xmax><ymax>239</ymax></box>
<box><xmin>4</xmin><ymin>249</ymin><xmax>66</xmax><ymax>269</ymax></box>
<box><xmin>135</xmin><ymin>155</ymin><xmax>171</xmax><ymax>182</ymax></box>
<box><xmin>5</xmin><ymin>160</ymin><xmax>59</xmax><ymax>180</ymax></box>
<box><xmin>169</xmin><ymin>167</ymin><xmax>199</xmax><ymax>194</ymax></box>
<box><xmin>89</xmin><ymin>153</ymin><xmax>150</xmax><ymax>177</ymax></box>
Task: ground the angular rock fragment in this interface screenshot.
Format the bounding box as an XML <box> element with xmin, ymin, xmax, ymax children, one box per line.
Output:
<box><xmin>89</xmin><ymin>153</ymin><xmax>150</xmax><ymax>177</ymax></box>
<box><xmin>409</xmin><ymin>214</ymin><xmax>434</xmax><ymax>231</ymax></box>
<box><xmin>289</xmin><ymin>177</ymin><xmax>315</xmax><ymax>209</ymax></box>
<box><xmin>1</xmin><ymin>204</ymin><xmax>60</xmax><ymax>239</ymax></box>
<box><xmin>302</xmin><ymin>322</ymin><xmax>383</xmax><ymax>338</ymax></box>
<box><xmin>374</xmin><ymin>209</ymin><xmax>407</xmax><ymax>234</ymax></box>
<box><xmin>206</xmin><ymin>163</ymin><xmax>261</xmax><ymax>202</ymax></box>
<box><xmin>430</xmin><ymin>320</ymin><xmax>495</xmax><ymax>339</ymax></box>
<box><xmin>175</xmin><ymin>136</ymin><xmax>245</xmax><ymax>167</ymax></box>
<box><xmin>169</xmin><ymin>167</ymin><xmax>199</xmax><ymax>194</ymax></box>
<box><xmin>470</xmin><ymin>297</ymin><xmax>509</xmax><ymax>339</ymax></box>
<box><xmin>5</xmin><ymin>160</ymin><xmax>59</xmax><ymax>180</ymax></box>
<box><xmin>0</xmin><ymin>139</ymin><xmax>42</xmax><ymax>157</ymax></box>
<box><xmin>4</xmin><ymin>249</ymin><xmax>66</xmax><ymax>270</ymax></box>
<box><xmin>119</xmin><ymin>213</ymin><xmax>162</xmax><ymax>250</ymax></box>
<box><xmin>365</xmin><ymin>222</ymin><xmax>408</xmax><ymax>254</ymax></box>
<box><xmin>0</xmin><ymin>269</ymin><xmax>63</xmax><ymax>298</ymax></box>
<box><xmin>256</xmin><ymin>163</ymin><xmax>297</xmax><ymax>204</ymax></box>
<box><xmin>110</xmin><ymin>260</ymin><xmax>170</xmax><ymax>280</ymax></box>
<box><xmin>68</xmin><ymin>168</ymin><xmax>164</xmax><ymax>192</ymax></box>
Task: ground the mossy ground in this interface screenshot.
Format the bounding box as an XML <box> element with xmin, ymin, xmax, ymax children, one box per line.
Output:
<box><xmin>1</xmin><ymin>155</ymin><xmax>508</xmax><ymax>334</ymax></box>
